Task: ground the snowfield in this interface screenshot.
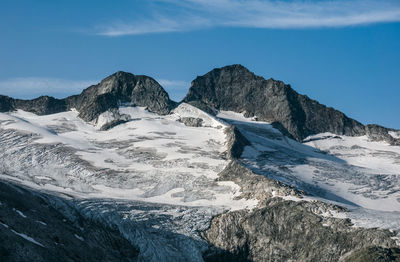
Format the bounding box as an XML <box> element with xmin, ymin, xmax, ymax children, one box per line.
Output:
<box><xmin>1</xmin><ymin>104</ymin><xmax>400</xmax><ymax>260</ymax></box>
<box><xmin>0</xmin><ymin>104</ymin><xmax>256</xmax><ymax>210</ymax></box>
<box><xmin>0</xmin><ymin>104</ymin><xmax>259</xmax><ymax>261</ymax></box>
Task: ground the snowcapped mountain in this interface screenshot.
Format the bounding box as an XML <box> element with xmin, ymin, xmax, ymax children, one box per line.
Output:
<box><xmin>1</xmin><ymin>66</ymin><xmax>400</xmax><ymax>261</ymax></box>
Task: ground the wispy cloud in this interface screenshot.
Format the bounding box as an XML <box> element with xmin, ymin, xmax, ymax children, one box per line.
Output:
<box><xmin>95</xmin><ymin>0</ymin><xmax>400</xmax><ymax>36</ymax></box>
<box><xmin>0</xmin><ymin>77</ymin><xmax>97</xmax><ymax>99</ymax></box>
<box><xmin>157</xmin><ymin>79</ymin><xmax>189</xmax><ymax>88</ymax></box>
<box><xmin>98</xmin><ymin>16</ymin><xmax>210</xmax><ymax>36</ymax></box>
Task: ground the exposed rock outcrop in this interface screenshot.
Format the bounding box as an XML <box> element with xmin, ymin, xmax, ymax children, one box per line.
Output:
<box><xmin>202</xmin><ymin>198</ymin><xmax>397</xmax><ymax>262</ymax></box>
<box><xmin>342</xmin><ymin>246</ymin><xmax>400</xmax><ymax>262</ymax></box>
<box><xmin>0</xmin><ymin>95</ymin><xmax>14</xmax><ymax>112</ymax></box>
<box><xmin>14</xmin><ymin>96</ymin><xmax>67</xmax><ymax>115</ymax></box>
<box><xmin>179</xmin><ymin>117</ymin><xmax>204</xmax><ymax>127</ymax></box>
<box><xmin>366</xmin><ymin>124</ymin><xmax>400</xmax><ymax>146</ymax></box>
<box><xmin>224</xmin><ymin>127</ymin><xmax>251</xmax><ymax>160</ymax></box>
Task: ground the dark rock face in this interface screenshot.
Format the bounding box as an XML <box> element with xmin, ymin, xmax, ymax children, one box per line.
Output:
<box><xmin>202</xmin><ymin>199</ymin><xmax>397</xmax><ymax>262</ymax></box>
<box><xmin>343</xmin><ymin>246</ymin><xmax>400</xmax><ymax>262</ymax></box>
<box><xmin>366</xmin><ymin>124</ymin><xmax>392</xmax><ymax>142</ymax></box>
<box><xmin>0</xmin><ymin>95</ymin><xmax>14</xmax><ymax>112</ymax></box>
<box><xmin>0</xmin><ymin>181</ymin><xmax>139</xmax><ymax>262</ymax></box>
<box><xmin>224</xmin><ymin>126</ymin><xmax>250</xmax><ymax>159</ymax></box>
<box><xmin>179</xmin><ymin>117</ymin><xmax>204</xmax><ymax>127</ymax></box>
<box><xmin>0</xmin><ymin>95</ymin><xmax>66</xmax><ymax>115</ymax></box>
<box><xmin>14</xmin><ymin>96</ymin><xmax>67</xmax><ymax>115</ymax></box>
<box><xmin>184</xmin><ymin>64</ymin><xmax>366</xmax><ymax>141</ymax></box>
<box><xmin>67</xmin><ymin>71</ymin><xmax>175</xmax><ymax>121</ymax></box>
<box><xmin>365</xmin><ymin>124</ymin><xmax>400</xmax><ymax>146</ymax></box>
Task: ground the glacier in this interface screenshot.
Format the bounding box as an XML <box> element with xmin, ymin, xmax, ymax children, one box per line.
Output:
<box><xmin>1</xmin><ymin>103</ymin><xmax>400</xmax><ymax>261</ymax></box>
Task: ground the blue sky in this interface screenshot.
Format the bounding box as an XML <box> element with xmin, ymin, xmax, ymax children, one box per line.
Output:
<box><xmin>0</xmin><ymin>0</ymin><xmax>399</xmax><ymax>128</ymax></box>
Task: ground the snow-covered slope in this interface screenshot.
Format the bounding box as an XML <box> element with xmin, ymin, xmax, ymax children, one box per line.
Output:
<box><xmin>0</xmin><ymin>105</ymin><xmax>256</xmax><ymax>210</ymax></box>
<box><xmin>1</xmin><ymin>103</ymin><xmax>400</xmax><ymax>261</ymax></box>
<box><xmin>0</xmin><ymin>104</ymin><xmax>258</xmax><ymax>261</ymax></box>
<box><xmin>217</xmin><ymin>111</ymin><xmax>400</xmax><ymax>230</ymax></box>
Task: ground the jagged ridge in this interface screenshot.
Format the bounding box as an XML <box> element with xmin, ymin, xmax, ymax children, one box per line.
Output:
<box><xmin>183</xmin><ymin>64</ymin><xmax>398</xmax><ymax>143</ymax></box>
<box><xmin>0</xmin><ymin>66</ymin><xmax>398</xmax><ymax>143</ymax></box>
<box><xmin>0</xmin><ymin>71</ymin><xmax>175</xmax><ymax>122</ymax></box>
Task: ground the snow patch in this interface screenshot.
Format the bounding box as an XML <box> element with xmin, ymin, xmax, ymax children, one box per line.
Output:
<box><xmin>37</xmin><ymin>221</ymin><xmax>47</xmax><ymax>226</ymax></box>
<box><xmin>173</xmin><ymin>103</ymin><xmax>227</xmax><ymax>128</ymax></box>
<box><xmin>389</xmin><ymin>131</ymin><xmax>400</xmax><ymax>139</ymax></box>
<box><xmin>10</xmin><ymin>229</ymin><xmax>45</xmax><ymax>247</ymax></box>
<box><xmin>14</xmin><ymin>208</ymin><xmax>27</xmax><ymax>218</ymax></box>
<box><xmin>74</xmin><ymin>234</ymin><xmax>84</xmax><ymax>241</ymax></box>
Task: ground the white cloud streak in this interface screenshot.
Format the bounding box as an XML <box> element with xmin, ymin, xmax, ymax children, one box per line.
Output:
<box><xmin>0</xmin><ymin>77</ymin><xmax>97</xmax><ymax>99</ymax></box>
<box><xmin>157</xmin><ymin>79</ymin><xmax>189</xmax><ymax>88</ymax></box>
<box><xmin>96</xmin><ymin>0</ymin><xmax>400</xmax><ymax>36</ymax></box>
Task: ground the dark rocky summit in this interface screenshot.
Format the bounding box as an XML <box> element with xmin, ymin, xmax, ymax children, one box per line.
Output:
<box><xmin>0</xmin><ymin>71</ymin><xmax>175</xmax><ymax>122</ymax></box>
<box><xmin>66</xmin><ymin>71</ymin><xmax>175</xmax><ymax>121</ymax></box>
<box><xmin>184</xmin><ymin>64</ymin><xmax>398</xmax><ymax>143</ymax></box>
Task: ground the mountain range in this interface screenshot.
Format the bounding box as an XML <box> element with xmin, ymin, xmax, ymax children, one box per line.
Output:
<box><xmin>1</xmin><ymin>65</ymin><xmax>400</xmax><ymax>261</ymax></box>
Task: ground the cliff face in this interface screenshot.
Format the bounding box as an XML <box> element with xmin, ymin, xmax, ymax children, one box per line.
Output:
<box><xmin>202</xmin><ymin>198</ymin><xmax>397</xmax><ymax>262</ymax></box>
<box><xmin>184</xmin><ymin>64</ymin><xmax>366</xmax><ymax>141</ymax></box>
<box><xmin>0</xmin><ymin>95</ymin><xmax>14</xmax><ymax>112</ymax></box>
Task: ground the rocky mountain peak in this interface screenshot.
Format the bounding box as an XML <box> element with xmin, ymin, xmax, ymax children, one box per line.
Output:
<box><xmin>0</xmin><ymin>71</ymin><xmax>175</xmax><ymax>123</ymax></box>
<box><xmin>68</xmin><ymin>71</ymin><xmax>174</xmax><ymax>122</ymax></box>
<box><xmin>66</xmin><ymin>71</ymin><xmax>175</xmax><ymax>129</ymax></box>
<box><xmin>0</xmin><ymin>67</ymin><xmax>398</xmax><ymax>143</ymax></box>
<box><xmin>184</xmin><ymin>64</ymin><xmax>367</xmax><ymax>141</ymax></box>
